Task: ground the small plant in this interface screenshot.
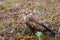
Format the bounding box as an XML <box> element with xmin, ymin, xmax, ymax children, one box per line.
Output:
<box><xmin>35</xmin><ymin>31</ymin><xmax>43</xmax><ymax>40</ymax></box>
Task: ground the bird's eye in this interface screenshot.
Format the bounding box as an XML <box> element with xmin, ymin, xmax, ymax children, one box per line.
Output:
<box><xmin>24</xmin><ymin>12</ymin><xmax>27</xmax><ymax>15</ymax></box>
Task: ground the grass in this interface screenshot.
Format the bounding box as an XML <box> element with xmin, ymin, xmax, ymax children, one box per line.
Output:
<box><xmin>0</xmin><ymin>0</ymin><xmax>16</xmax><ymax>8</ymax></box>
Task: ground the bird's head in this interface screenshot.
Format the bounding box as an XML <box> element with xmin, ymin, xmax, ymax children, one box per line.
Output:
<box><xmin>22</xmin><ymin>8</ymin><xmax>32</xmax><ymax>21</ymax></box>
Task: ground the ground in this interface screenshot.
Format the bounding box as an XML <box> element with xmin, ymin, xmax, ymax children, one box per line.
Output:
<box><xmin>0</xmin><ymin>0</ymin><xmax>60</xmax><ymax>40</ymax></box>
